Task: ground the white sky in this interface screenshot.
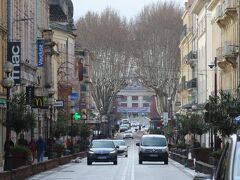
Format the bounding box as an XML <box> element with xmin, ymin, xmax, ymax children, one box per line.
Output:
<box><xmin>72</xmin><ymin>0</ymin><xmax>185</xmax><ymax>22</ymax></box>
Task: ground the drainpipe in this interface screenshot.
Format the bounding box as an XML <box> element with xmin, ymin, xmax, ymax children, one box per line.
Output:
<box><xmin>7</xmin><ymin>0</ymin><xmax>12</xmax><ymax>41</ymax></box>
<box><xmin>238</xmin><ymin>0</ymin><xmax>240</xmax><ymax>86</ymax></box>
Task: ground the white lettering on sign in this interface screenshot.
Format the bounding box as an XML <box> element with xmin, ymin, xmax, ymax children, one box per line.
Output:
<box><xmin>12</xmin><ymin>45</ymin><xmax>20</xmax><ymax>64</ymax></box>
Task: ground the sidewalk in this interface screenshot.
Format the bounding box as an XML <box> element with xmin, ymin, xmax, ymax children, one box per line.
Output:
<box><xmin>0</xmin><ymin>156</ymin><xmax>48</xmax><ymax>172</ymax></box>
<box><xmin>170</xmin><ymin>158</ymin><xmax>197</xmax><ymax>179</ymax></box>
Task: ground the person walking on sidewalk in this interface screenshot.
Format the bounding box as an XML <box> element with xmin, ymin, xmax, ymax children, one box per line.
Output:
<box><xmin>29</xmin><ymin>137</ymin><xmax>37</xmax><ymax>163</ymax></box>
<box><xmin>36</xmin><ymin>136</ymin><xmax>46</xmax><ymax>163</ymax></box>
<box><xmin>17</xmin><ymin>133</ymin><xmax>28</xmax><ymax>147</ymax></box>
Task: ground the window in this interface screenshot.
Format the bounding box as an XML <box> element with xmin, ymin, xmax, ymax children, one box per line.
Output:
<box><xmin>143</xmin><ymin>103</ymin><xmax>149</xmax><ymax>107</ymax></box>
<box><xmin>143</xmin><ymin>96</ymin><xmax>151</xmax><ymax>101</ymax></box>
<box><xmin>83</xmin><ymin>67</ymin><xmax>88</xmax><ymax>75</ymax></box>
<box><xmin>132</xmin><ymin>103</ymin><xmax>138</xmax><ymax>107</ymax></box>
<box><xmin>132</xmin><ymin>96</ymin><xmax>138</xmax><ymax>101</ymax></box>
<box><xmin>122</xmin><ymin>96</ymin><xmax>127</xmax><ymax>102</ymax></box>
<box><xmin>121</xmin><ymin>103</ymin><xmax>127</xmax><ymax>107</ymax></box>
<box><xmin>80</xmin><ymin>84</ymin><xmax>87</xmax><ymax>91</ymax></box>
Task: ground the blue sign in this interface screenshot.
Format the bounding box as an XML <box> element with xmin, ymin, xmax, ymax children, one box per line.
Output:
<box><xmin>37</xmin><ymin>39</ymin><xmax>44</xmax><ymax>67</ymax></box>
<box><xmin>70</xmin><ymin>92</ymin><xmax>79</xmax><ymax>100</ymax></box>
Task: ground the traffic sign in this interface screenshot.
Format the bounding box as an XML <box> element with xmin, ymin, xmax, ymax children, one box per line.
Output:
<box><xmin>70</xmin><ymin>92</ymin><xmax>79</xmax><ymax>100</ymax></box>
<box><xmin>54</xmin><ymin>100</ymin><xmax>64</xmax><ymax>108</ymax></box>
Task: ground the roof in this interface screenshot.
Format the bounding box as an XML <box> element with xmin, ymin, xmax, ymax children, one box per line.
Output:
<box><xmin>142</xmin><ymin>134</ymin><xmax>166</xmax><ymax>138</ymax></box>
<box><xmin>92</xmin><ymin>139</ymin><xmax>113</xmax><ymax>142</ymax></box>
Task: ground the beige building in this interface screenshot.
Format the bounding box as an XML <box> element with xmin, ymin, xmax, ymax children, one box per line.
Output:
<box><xmin>178</xmin><ymin>0</ymin><xmax>197</xmax><ymax>111</ymax></box>
<box><xmin>0</xmin><ymin>0</ymin><xmax>8</xmax><ymax>168</ymax></box>
<box><xmin>208</xmin><ymin>0</ymin><xmax>239</xmax><ymax>94</ymax></box>
<box><xmin>178</xmin><ymin>0</ymin><xmax>240</xmax><ymax>147</ymax></box>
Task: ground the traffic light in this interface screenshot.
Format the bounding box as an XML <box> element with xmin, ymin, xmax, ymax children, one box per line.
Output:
<box><xmin>73</xmin><ymin>112</ymin><xmax>81</xmax><ymax>121</ymax></box>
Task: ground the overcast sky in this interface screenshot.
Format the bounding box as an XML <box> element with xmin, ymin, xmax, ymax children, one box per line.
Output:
<box><xmin>72</xmin><ymin>0</ymin><xmax>185</xmax><ymax>22</ymax></box>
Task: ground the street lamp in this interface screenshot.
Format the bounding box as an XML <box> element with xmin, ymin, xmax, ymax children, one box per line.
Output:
<box><xmin>2</xmin><ymin>62</ymin><xmax>14</xmax><ymax>171</ymax></box>
<box><xmin>47</xmin><ymin>88</ymin><xmax>55</xmax><ymax>159</ymax></box>
<box><xmin>12</xmin><ymin>18</ymin><xmax>33</xmax><ymax>40</ymax></box>
<box><xmin>208</xmin><ymin>57</ymin><xmax>217</xmax><ymax>151</ymax></box>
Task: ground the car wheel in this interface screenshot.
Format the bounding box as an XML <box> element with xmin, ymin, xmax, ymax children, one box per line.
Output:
<box><xmin>164</xmin><ymin>159</ymin><xmax>168</xmax><ymax>165</ymax></box>
<box><xmin>113</xmin><ymin>159</ymin><xmax>118</xmax><ymax>165</ymax></box>
<box><xmin>139</xmin><ymin>156</ymin><xmax>143</xmax><ymax>164</ymax></box>
<box><xmin>125</xmin><ymin>154</ymin><xmax>128</xmax><ymax>157</ymax></box>
<box><xmin>87</xmin><ymin>159</ymin><xmax>92</xmax><ymax>165</ymax></box>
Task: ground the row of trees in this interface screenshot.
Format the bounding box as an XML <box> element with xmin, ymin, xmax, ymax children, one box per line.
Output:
<box><xmin>7</xmin><ymin>93</ymin><xmax>90</xmax><ymax>143</ymax></box>
<box><xmin>173</xmin><ymin>89</ymin><xmax>240</xmax><ymax>148</ymax></box>
<box><xmin>75</xmin><ymin>1</ymin><xmax>183</xmax><ymax>136</ymax></box>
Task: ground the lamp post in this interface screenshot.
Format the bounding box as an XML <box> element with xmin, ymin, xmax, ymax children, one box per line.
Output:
<box><xmin>48</xmin><ymin>89</ymin><xmax>55</xmax><ymax>159</ymax></box>
<box><xmin>2</xmin><ymin>62</ymin><xmax>14</xmax><ymax>171</ymax></box>
<box><xmin>208</xmin><ymin>57</ymin><xmax>217</xmax><ymax>151</ymax></box>
<box><xmin>11</xmin><ymin>18</ymin><xmax>33</xmax><ymax>41</ymax></box>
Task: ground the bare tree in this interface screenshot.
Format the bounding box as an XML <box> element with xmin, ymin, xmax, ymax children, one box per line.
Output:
<box><xmin>133</xmin><ymin>1</ymin><xmax>182</xmax><ymax>114</ymax></box>
<box><xmin>75</xmin><ymin>8</ymin><xmax>131</xmax><ymax>135</ymax></box>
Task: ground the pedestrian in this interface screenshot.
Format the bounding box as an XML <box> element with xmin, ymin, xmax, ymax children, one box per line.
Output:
<box><xmin>17</xmin><ymin>133</ymin><xmax>28</xmax><ymax>147</ymax></box>
<box><xmin>4</xmin><ymin>136</ymin><xmax>14</xmax><ymax>156</ymax></box>
<box><xmin>36</xmin><ymin>135</ymin><xmax>46</xmax><ymax>163</ymax></box>
<box><xmin>3</xmin><ymin>136</ymin><xmax>14</xmax><ymax>171</ymax></box>
<box><xmin>29</xmin><ymin>137</ymin><xmax>37</xmax><ymax>163</ymax></box>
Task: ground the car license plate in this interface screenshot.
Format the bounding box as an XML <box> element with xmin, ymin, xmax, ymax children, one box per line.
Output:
<box><xmin>98</xmin><ymin>156</ymin><xmax>107</xmax><ymax>159</ymax></box>
<box><xmin>149</xmin><ymin>154</ymin><xmax>158</xmax><ymax>157</ymax></box>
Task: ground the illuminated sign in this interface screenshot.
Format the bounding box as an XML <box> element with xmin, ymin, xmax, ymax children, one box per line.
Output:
<box><xmin>32</xmin><ymin>96</ymin><xmax>48</xmax><ymax>109</ymax></box>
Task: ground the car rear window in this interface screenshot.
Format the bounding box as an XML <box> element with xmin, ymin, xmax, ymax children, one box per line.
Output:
<box><xmin>114</xmin><ymin>141</ymin><xmax>126</xmax><ymax>146</ymax></box>
<box><xmin>233</xmin><ymin>142</ymin><xmax>240</xmax><ymax>180</ymax></box>
<box><xmin>141</xmin><ymin>136</ymin><xmax>167</xmax><ymax>147</ymax></box>
<box><xmin>91</xmin><ymin>141</ymin><xmax>115</xmax><ymax>148</ymax></box>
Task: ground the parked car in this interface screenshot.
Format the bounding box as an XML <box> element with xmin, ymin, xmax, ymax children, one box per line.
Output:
<box><xmin>87</xmin><ymin>139</ymin><xmax>118</xmax><ymax>165</ymax></box>
<box><xmin>113</xmin><ymin>140</ymin><xmax>128</xmax><ymax>157</ymax></box>
<box><xmin>136</xmin><ymin>134</ymin><xmax>168</xmax><ymax>164</ymax></box>
<box><xmin>123</xmin><ymin>130</ymin><xmax>133</xmax><ymax>139</ymax></box>
<box><xmin>194</xmin><ymin>133</ymin><xmax>240</xmax><ymax>180</ymax></box>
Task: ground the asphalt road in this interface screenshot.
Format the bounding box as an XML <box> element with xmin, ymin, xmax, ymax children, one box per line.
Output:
<box><xmin>27</xmin><ymin>130</ymin><xmax>192</xmax><ymax>180</ymax></box>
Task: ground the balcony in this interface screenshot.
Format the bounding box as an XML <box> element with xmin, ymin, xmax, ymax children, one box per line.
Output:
<box><xmin>185</xmin><ymin>51</ymin><xmax>198</xmax><ymax>66</ymax></box>
<box><xmin>223</xmin><ymin>0</ymin><xmax>238</xmax><ymax>18</ymax></box>
<box><xmin>216</xmin><ymin>42</ymin><xmax>238</xmax><ymax>69</ymax></box>
<box><xmin>187</xmin><ymin>78</ymin><xmax>197</xmax><ymax>89</ymax></box>
<box><xmin>215</xmin><ymin>0</ymin><xmax>238</xmax><ymax>28</ymax></box>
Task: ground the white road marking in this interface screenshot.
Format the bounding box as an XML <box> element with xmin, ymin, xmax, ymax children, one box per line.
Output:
<box><xmin>121</xmin><ymin>147</ymin><xmax>130</xmax><ymax>180</ymax></box>
<box><xmin>131</xmin><ymin>139</ymin><xmax>135</xmax><ymax>180</ymax></box>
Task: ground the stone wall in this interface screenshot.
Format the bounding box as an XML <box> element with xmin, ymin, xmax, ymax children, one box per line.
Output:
<box><xmin>0</xmin><ymin>152</ymin><xmax>86</xmax><ymax>180</ymax></box>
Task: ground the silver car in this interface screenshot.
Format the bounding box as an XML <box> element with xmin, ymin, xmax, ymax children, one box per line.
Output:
<box><xmin>113</xmin><ymin>140</ymin><xmax>128</xmax><ymax>157</ymax></box>
<box><xmin>194</xmin><ymin>133</ymin><xmax>240</xmax><ymax>180</ymax></box>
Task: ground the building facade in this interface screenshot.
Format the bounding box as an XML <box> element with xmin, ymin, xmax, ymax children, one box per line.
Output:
<box><xmin>0</xmin><ymin>0</ymin><xmax>8</xmax><ymax>168</ymax></box>
<box><xmin>117</xmin><ymin>80</ymin><xmax>155</xmax><ymax>117</ymax></box>
<box><xmin>178</xmin><ymin>0</ymin><xmax>240</xmax><ymax>147</ymax></box>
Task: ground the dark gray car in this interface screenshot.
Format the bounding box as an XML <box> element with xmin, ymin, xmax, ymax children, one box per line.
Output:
<box><xmin>87</xmin><ymin>139</ymin><xmax>118</xmax><ymax>165</ymax></box>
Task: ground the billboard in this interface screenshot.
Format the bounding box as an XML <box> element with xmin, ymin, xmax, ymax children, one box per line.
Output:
<box><xmin>7</xmin><ymin>42</ymin><xmax>21</xmax><ymax>85</ymax></box>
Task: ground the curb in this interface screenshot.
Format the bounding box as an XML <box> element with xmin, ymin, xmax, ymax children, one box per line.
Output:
<box><xmin>170</xmin><ymin>158</ymin><xmax>197</xmax><ymax>178</ymax></box>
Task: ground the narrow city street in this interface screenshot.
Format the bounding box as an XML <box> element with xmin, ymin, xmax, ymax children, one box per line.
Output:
<box><xmin>27</xmin><ymin>129</ymin><xmax>193</xmax><ymax>180</ymax></box>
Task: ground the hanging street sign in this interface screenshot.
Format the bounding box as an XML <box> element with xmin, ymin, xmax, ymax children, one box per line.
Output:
<box><xmin>54</xmin><ymin>100</ymin><xmax>64</xmax><ymax>108</ymax></box>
